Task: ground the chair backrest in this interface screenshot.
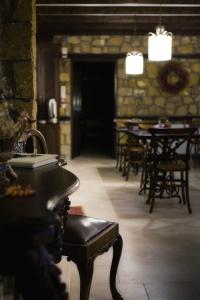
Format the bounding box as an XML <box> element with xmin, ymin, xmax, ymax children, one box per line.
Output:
<box><xmin>16</xmin><ymin>128</ymin><xmax>48</xmax><ymax>154</ymax></box>
<box><xmin>148</xmin><ymin>127</ymin><xmax>197</xmax><ymax>165</ymax></box>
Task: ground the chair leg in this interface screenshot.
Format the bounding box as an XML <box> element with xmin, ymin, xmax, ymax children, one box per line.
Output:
<box><xmin>149</xmin><ymin>171</ymin><xmax>156</xmax><ymax>213</ymax></box>
<box><xmin>75</xmin><ymin>259</ymin><xmax>94</xmax><ymax>300</ymax></box>
<box><xmin>185</xmin><ymin>171</ymin><xmax>192</xmax><ymax>214</ymax></box>
<box><xmin>180</xmin><ymin>171</ymin><xmax>186</xmax><ymax>204</ymax></box>
<box><xmin>110</xmin><ymin>235</ymin><xmax>123</xmax><ymax>300</ymax></box>
<box><xmin>125</xmin><ymin>162</ymin><xmax>130</xmax><ymax>181</ymax></box>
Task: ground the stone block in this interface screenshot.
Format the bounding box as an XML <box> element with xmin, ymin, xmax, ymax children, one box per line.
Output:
<box><xmin>107</xmin><ymin>37</ymin><xmax>123</xmax><ymax>46</ymax></box>
<box><xmin>12</xmin><ymin>0</ymin><xmax>33</xmax><ymax>22</ymax></box>
<box><xmin>1</xmin><ymin>23</ymin><xmax>32</xmax><ymax>60</ymax></box>
<box><xmin>81</xmin><ymin>44</ymin><xmax>90</xmax><ymax>53</ymax></box>
<box><xmin>149</xmin><ymin>105</ymin><xmax>164</xmax><ymax>115</ymax></box>
<box><xmin>149</xmin><ymin>87</ymin><xmax>158</xmax><ymax>97</ymax></box>
<box><xmin>60</xmin><ymin>60</ymin><xmax>71</xmax><ymax>74</ymax></box>
<box><xmin>137</xmin><ymin>80</ymin><xmax>147</xmax><ymax>88</ymax></box>
<box><xmin>189</xmin><ymin>104</ymin><xmax>197</xmax><ymax>115</ymax></box>
<box><xmin>191</xmin><ymin>63</ymin><xmax>200</xmax><ymax>72</ymax></box>
<box><xmin>14</xmin><ymin>62</ymin><xmax>34</xmax><ymax>98</ymax></box>
<box><xmin>102</xmin><ymin>47</ymin><xmax>108</xmax><ymax>53</ymax></box>
<box><xmin>146</xmin><ymin>63</ymin><xmax>158</xmax><ymax>78</ymax></box>
<box><xmin>60</xmin><ymin>145</ymin><xmax>69</xmax><ymax>157</ymax></box>
<box><xmin>0</xmin><ymin>61</ymin><xmax>15</xmax><ymax>98</ymax></box>
<box><xmin>137</xmin><ymin>108</ymin><xmax>149</xmax><ymax>115</ymax></box>
<box><xmin>117</xmin><ymin>97</ymin><xmax>124</xmax><ymax>105</ymax></box>
<box><xmin>179</xmin><ymin>46</ymin><xmax>193</xmax><ymax>54</ymax></box>
<box><xmin>91</xmin><ymin>47</ymin><xmax>102</xmax><ymax>54</ymax></box>
<box><xmin>134</xmin><ymin>89</ymin><xmax>145</xmax><ymax>98</ymax></box>
<box><xmin>189</xmin><ymin>73</ymin><xmax>199</xmax><ymax>86</ymax></box>
<box><xmin>59</xmin><ymin>73</ymin><xmax>70</xmax><ymax>82</ymax></box>
<box><xmin>60</xmin><ymin>124</ymin><xmax>68</xmax><ymax>135</ymax></box>
<box><xmin>107</xmin><ymin>47</ymin><xmax>119</xmax><ymax>53</ymax></box>
<box><xmin>118</xmin><ymin>69</ymin><xmax>126</xmax><ymax>79</ymax></box>
<box><xmin>73</xmin><ymin>47</ymin><xmax>81</xmax><ymax>53</ymax></box>
<box><xmin>181</xmin><ymin>37</ymin><xmax>191</xmax><ymax>45</ymax></box>
<box><xmin>165</xmin><ymin>103</ymin><xmax>175</xmax><ymax>115</ymax></box>
<box><xmin>176</xmin><ymin>105</ymin><xmax>188</xmax><ymax>115</ymax></box>
<box><xmin>60</xmin><ymin>133</ymin><xmax>67</xmax><ymax>145</ymax></box>
<box><xmin>143</xmin><ymin>97</ymin><xmax>152</xmax><ymax>105</ymax></box>
<box><xmin>118</xmin><ymin>87</ymin><xmax>132</xmax><ymax>97</ymax></box>
<box><xmin>65</xmin><ymin>83</ymin><xmax>71</xmax><ymax>94</ymax></box>
<box><xmin>155</xmin><ymin>97</ymin><xmax>166</xmax><ymax>106</ymax></box>
<box><xmin>68</xmin><ymin>37</ymin><xmax>81</xmax><ymax>44</ymax></box>
<box><xmin>81</xmin><ymin>36</ymin><xmax>92</xmax><ymax>42</ymax></box>
<box><xmin>127</xmin><ymin>78</ymin><xmax>137</xmax><ymax>87</ymax></box>
<box><xmin>121</xmin><ymin>44</ymin><xmax>132</xmax><ymax>53</ymax></box>
<box><xmin>184</xmin><ymin>97</ymin><xmax>193</xmax><ymax>104</ymax></box>
<box><xmin>92</xmin><ymin>39</ymin><xmax>105</xmax><ymax>46</ymax></box>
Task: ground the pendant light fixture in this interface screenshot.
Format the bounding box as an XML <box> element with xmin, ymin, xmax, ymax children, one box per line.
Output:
<box><xmin>148</xmin><ymin>4</ymin><xmax>172</xmax><ymax>61</ymax></box>
<box><xmin>125</xmin><ymin>51</ymin><xmax>144</xmax><ymax>75</ymax></box>
<box><xmin>125</xmin><ymin>15</ymin><xmax>144</xmax><ymax>75</ymax></box>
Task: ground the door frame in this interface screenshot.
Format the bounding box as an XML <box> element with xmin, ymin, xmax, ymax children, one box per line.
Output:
<box><xmin>71</xmin><ymin>54</ymin><xmax>118</xmax><ymax>158</ymax></box>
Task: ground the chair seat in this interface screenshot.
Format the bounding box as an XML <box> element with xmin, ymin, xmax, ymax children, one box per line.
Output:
<box><xmin>157</xmin><ymin>159</ymin><xmax>186</xmax><ymax>171</ymax></box>
<box><xmin>62</xmin><ymin>215</ymin><xmax>119</xmax><ymax>259</ymax></box>
<box><xmin>62</xmin><ymin>215</ymin><xmax>113</xmax><ymax>244</ymax></box>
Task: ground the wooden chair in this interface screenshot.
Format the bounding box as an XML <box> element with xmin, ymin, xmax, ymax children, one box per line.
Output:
<box><xmin>114</xmin><ymin>119</ymin><xmax>129</xmax><ymax>172</ymax></box>
<box><xmin>138</xmin><ymin>122</ymin><xmax>158</xmax><ymax>194</ymax></box>
<box><xmin>147</xmin><ymin>127</ymin><xmax>196</xmax><ymax>213</ymax></box>
<box><xmin>19</xmin><ymin>128</ymin><xmax>123</xmax><ymax>300</ymax></box>
<box><xmin>122</xmin><ymin>132</ymin><xmax>144</xmax><ymax>181</ymax></box>
<box><xmin>122</xmin><ymin>120</ymin><xmax>146</xmax><ymax>181</ymax></box>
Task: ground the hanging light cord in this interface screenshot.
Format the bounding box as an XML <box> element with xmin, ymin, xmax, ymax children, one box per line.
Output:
<box><xmin>159</xmin><ymin>3</ymin><xmax>162</xmax><ymax>27</ymax></box>
<box><xmin>134</xmin><ymin>14</ymin><xmax>137</xmax><ymax>36</ymax></box>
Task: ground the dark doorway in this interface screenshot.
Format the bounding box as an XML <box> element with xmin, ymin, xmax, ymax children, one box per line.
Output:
<box><xmin>72</xmin><ymin>60</ymin><xmax>115</xmax><ymax>158</ymax></box>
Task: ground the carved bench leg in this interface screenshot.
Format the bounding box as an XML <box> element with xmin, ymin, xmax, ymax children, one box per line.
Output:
<box><xmin>110</xmin><ymin>234</ymin><xmax>123</xmax><ymax>300</ymax></box>
<box><xmin>75</xmin><ymin>259</ymin><xmax>94</xmax><ymax>300</ymax></box>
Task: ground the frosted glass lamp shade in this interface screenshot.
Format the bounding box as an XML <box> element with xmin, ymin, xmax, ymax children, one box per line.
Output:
<box><xmin>125</xmin><ymin>51</ymin><xmax>144</xmax><ymax>75</ymax></box>
<box><xmin>148</xmin><ymin>26</ymin><xmax>172</xmax><ymax>61</ymax></box>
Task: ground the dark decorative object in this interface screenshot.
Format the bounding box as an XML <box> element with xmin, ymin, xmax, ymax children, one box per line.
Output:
<box><xmin>15</xmin><ymin>247</ymin><xmax>68</xmax><ymax>300</ymax></box>
<box><xmin>158</xmin><ymin>61</ymin><xmax>189</xmax><ymax>94</ymax></box>
<box><xmin>0</xmin><ymin>91</ymin><xmax>27</xmax><ymax>185</ymax></box>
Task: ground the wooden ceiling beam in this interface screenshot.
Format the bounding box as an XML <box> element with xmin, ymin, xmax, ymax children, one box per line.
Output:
<box><xmin>36</xmin><ymin>0</ymin><xmax>199</xmax><ymax>5</ymax></box>
<box><xmin>37</xmin><ymin>15</ymin><xmax>200</xmax><ymax>24</ymax></box>
<box><xmin>37</xmin><ymin>7</ymin><xmax>200</xmax><ymax>15</ymax></box>
<box><xmin>36</xmin><ymin>0</ymin><xmax>200</xmax><ymax>36</ymax></box>
<box><xmin>37</xmin><ymin>21</ymin><xmax>200</xmax><ymax>35</ymax></box>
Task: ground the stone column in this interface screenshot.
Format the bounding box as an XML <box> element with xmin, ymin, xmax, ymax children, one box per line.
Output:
<box><xmin>0</xmin><ymin>0</ymin><xmax>37</xmax><ymax>119</ymax></box>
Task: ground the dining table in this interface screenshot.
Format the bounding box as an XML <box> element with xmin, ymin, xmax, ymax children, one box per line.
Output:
<box><xmin>128</xmin><ymin>124</ymin><xmax>200</xmax><ymax>141</ymax></box>
<box><xmin>0</xmin><ymin>162</ymin><xmax>80</xmax><ymax>300</ymax></box>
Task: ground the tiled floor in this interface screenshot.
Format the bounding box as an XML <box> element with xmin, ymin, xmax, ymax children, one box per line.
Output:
<box><xmin>59</xmin><ymin>154</ymin><xmax>200</xmax><ymax>300</ymax></box>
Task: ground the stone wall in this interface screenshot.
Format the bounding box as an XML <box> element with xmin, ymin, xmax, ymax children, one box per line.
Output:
<box><xmin>117</xmin><ymin>58</ymin><xmax>200</xmax><ymax>116</ymax></box>
<box><xmin>0</xmin><ymin>0</ymin><xmax>37</xmax><ymax>119</ymax></box>
<box><xmin>56</xmin><ymin>34</ymin><xmax>200</xmax><ymax>157</ymax></box>
<box><xmin>59</xmin><ymin>59</ymin><xmax>71</xmax><ymax>157</ymax></box>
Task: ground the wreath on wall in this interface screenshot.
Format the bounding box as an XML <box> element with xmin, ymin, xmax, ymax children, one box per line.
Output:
<box><xmin>158</xmin><ymin>61</ymin><xmax>189</xmax><ymax>94</ymax></box>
